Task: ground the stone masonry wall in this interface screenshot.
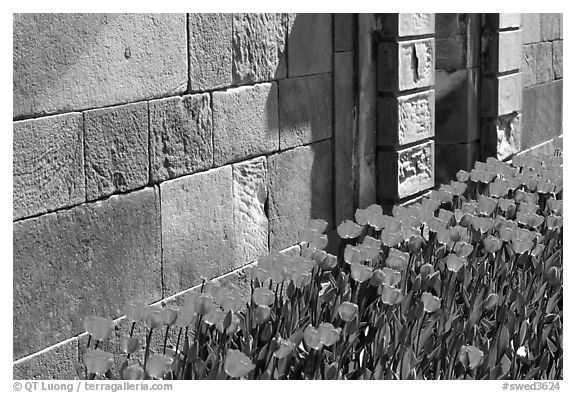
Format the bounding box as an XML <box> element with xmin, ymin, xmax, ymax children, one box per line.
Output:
<box><xmin>13</xmin><ymin>13</ymin><xmax>352</xmax><ymax>378</ymax></box>
<box><xmin>520</xmin><ymin>13</ymin><xmax>563</xmax><ymax>155</ymax></box>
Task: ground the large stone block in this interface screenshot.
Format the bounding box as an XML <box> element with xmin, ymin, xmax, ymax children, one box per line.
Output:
<box><xmin>13</xmin><ymin>187</ymin><xmax>162</xmax><ymax>359</ymax></box>
<box><xmin>13</xmin><ymin>339</ymin><xmax>80</xmax><ymax>379</ymax></box>
<box><xmin>485</xmin><ymin>13</ymin><xmax>521</xmax><ymax>29</ymax></box>
<box><xmin>541</xmin><ymin>13</ymin><xmax>562</xmax><ymax>41</ymax></box>
<box><xmin>232</xmin><ymin>13</ymin><xmax>287</xmax><ymax>84</ymax></box>
<box><xmin>377</xmin><ymin>38</ymin><xmax>435</xmax><ymax>92</ymax></box>
<box><xmin>435</xmin><ymin>13</ymin><xmax>480</xmax><ymax>69</ymax></box>
<box><xmin>522</xmin><ymin>13</ymin><xmax>541</xmax><ymax>44</ymax></box>
<box><xmin>13</xmin><ymin>113</ymin><xmax>84</xmax><ymax>221</ymax></box>
<box><xmin>334</xmin><ymin>51</ymin><xmax>355</xmax><ymax>225</ymax></box>
<box><xmin>213</xmin><ymin>83</ymin><xmax>279</xmax><ymax>166</ymax></box>
<box><xmin>161</xmin><ymin>166</ymin><xmax>236</xmax><ymax>296</ymax></box>
<box><xmin>279</xmin><ymin>73</ymin><xmax>332</xmax><ymax>150</ymax></box>
<box><xmin>498</xmin><ymin>30</ymin><xmax>522</xmax><ymax>73</ymax></box>
<box><xmin>287</xmin><ymin>13</ymin><xmax>332</xmax><ymax>77</ymax></box>
<box><xmin>522</xmin><ymin>42</ymin><xmax>554</xmax><ymax>88</ymax></box>
<box><xmin>84</xmin><ymin>102</ymin><xmax>149</xmax><ymax>201</ymax></box>
<box><xmin>522</xmin><ymin>80</ymin><xmax>562</xmax><ymax>150</ymax></box>
<box><xmin>189</xmin><ymin>13</ymin><xmax>232</xmax><ymax>91</ymax></box>
<box><xmin>233</xmin><ymin>157</ymin><xmax>268</xmax><ymax>265</ymax></box>
<box><xmin>150</xmin><ymin>94</ymin><xmax>213</xmax><ymax>183</ymax></box>
<box><xmin>378</xmin><ymin>89</ymin><xmax>435</xmax><ymax>146</ymax></box>
<box><xmin>435</xmin><ymin>142</ymin><xmax>480</xmax><ymax>185</ymax></box>
<box><xmin>376</xmin><ymin>13</ymin><xmax>435</xmax><ymax>37</ymax></box>
<box><xmin>377</xmin><ymin>141</ymin><xmax>434</xmax><ymax>201</ymax></box>
<box><xmin>553</xmin><ymin>40</ymin><xmax>563</xmax><ymax>79</ymax></box>
<box><xmin>498</xmin><ymin>73</ymin><xmax>522</xmax><ymax>115</ymax></box>
<box><xmin>268</xmin><ymin>140</ymin><xmax>333</xmax><ymax>251</ymax></box>
<box><xmin>14</xmin><ymin>14</ymin><xmax>187</xmax><ymax>118</ymax></box>
<box><xmin>334</xmin><ymin>14</ymin><xmax>354</xmax><ymax>52</ymax></box>
<box><xmin>435</xmin><ymin>68</ymin><xmax>479</xmax><ymax>144</ymax></box>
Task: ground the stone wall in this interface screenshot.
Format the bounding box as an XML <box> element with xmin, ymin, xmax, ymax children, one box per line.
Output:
<box><xmin>521</xmin><ymin>13</ymin><xmax>563</xmax><ymax>155</ymax></box>
<box><xmin>13</xmin><ymin>13</ymin><xmax>356</xmax><ymax>378</ymax></box>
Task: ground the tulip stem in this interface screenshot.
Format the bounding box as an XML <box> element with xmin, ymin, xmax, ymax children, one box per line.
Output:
<box><xmin>143</xmin><ymin>328</ymin><xmax>154</xmax><ymax>373</ymax></box>
<box><xmin>175</xmin><ymin>327</ymin><xmax>183</xmax><ymax>356</ymax></box>
<box><xmin>163</xmin><ymin>325</ymin><xmax>170</xmax><ymax>355</ymax></box>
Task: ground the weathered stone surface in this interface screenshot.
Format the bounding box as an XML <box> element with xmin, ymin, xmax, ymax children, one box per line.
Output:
<box><xmin>522</xmin><ymin>13</ymin><xmax>541</xmax><ymax>44</ymax></box>
<box><xmin>279</xmin><ymin>73</ymin><xmax>332</xmax><ymax>149</ymax></box>
<box><xmin>378</xmin><ymin>90</ymin><xmax>434</xmax><ymax>146</ymax></box>
<box><xmin>334</xmin><ymin>51</ymin><xmax>355</xmax><ymax>225</ymax></box>
<box><xmin>268</xmin><ymin>140</ymin><xmax>333</xmax><ymax>251</ymax></box>
<box><xmin>435</xmin><ymin>13</ymin><xmax>480</xmax><ymax>69</ymax></box>
<box><xmin>376</xmin><ymin>13</ymin><xmax>435</xmax><ymax>37</ymax></box>
<box><xmin>496</xmin><ymin>113</ymin><xmax>522</xmax><ymax>160</ymax></box>
<box><xmin>149</xmin><ymin>94</ymin><xmax>213</xmax><ymax>183</ymax></box>
<box><xmin>233</xmin><ymin>157</ymin><xmax>268</xmax><ymax>265</ymax></box>
<box><xmin>522</xmin><ymin>42</ymin><xmax>554</xmax><ymax>88</ymax></box>
<box><xmin>377</xmin><ymin>38</ymin><xmax>434</xmax><ymax>92</ymax></box>
<box><xmin>518</xmin><ymin>136</ymin><xmax>562</xmax><ymax>158</ymax></box>
<box><xmin>498</xmin><ymin>73</ymin><xmax>522</xmax><ymax>116</ymax></box>
<box><xmin>189</xmin><ymin>13</ymin><xmax>232</xmax><ymax>91</ymax></box>
<box><xmin>553</xmin><ymin>40</ymin><xmax>563</xmax><ymax>79</ymax></box>
<box><xmin>14</xmin><ymin>339</ymin><xmax>80</xmax><ymax>379</ymax></box>
<box><xmin>232</xmin><ymin>13</ymin><xmax>287</xmax><ymax>84</ymax></box>
<box><xmin>334</xmin><ymin>14</ymin><xmax>354</xmax><ymax>52</ymax></box>
<box><xmin>213</xmin><ymin>83</ymin><xmax>279</xmax><ymax>166</ymax></box>
<box><xmin>498</xmin><ymin>13</ymin><xmax>521</xmax><ymax>29</ymax></box>
<box><xmin>541</xmin><ymin>13</ymin><xmax>562</xmax><ymax>41</ymax></box>
<box><xmin>287</xmin><ymin>13</ymin><xmax>332</xmax><ymax>77</ymax></box>
<box><xmin>435</xmin><ymin>142</ymin><xmax>480</xmax><ymax>185</ymax></box>
<box><xmin>435</xmin><ymin>68</ymin><xmax>479</xmax><ymax>144</ymax></box>
<box><xmin>13</xmin><ymin>113</ymin><xmax>84</xmax><ymax>221</ymax></box>
<box><xmin>13</xmin><ymin>187</ymin><xmax>162</xmax><ymax>359</ymax></box>
<box><xmin>498</xmin><ymin>30</ymin><xmax>522</xmax><ymax>73</ymax></box>
<box><xmin>377</xmin><ymin>141</ymin><xmax>434</xmax><ymax>201</ymax></box>
<box><xmin>161</xmin><ymin>166</ymin><xmax>236</xmax><ymax>296</ymax></box>
<box><xmin>522</xmin><ymin>80</ymin><xmax>562</xmax><ymax>150</ymax></box>
<box><xmin>84</xmin><ymin>102</ymin><xmax>148</xmax><ymax>201</ymax></box>
<box><xmin>14</xmin><ymin>14</ymin><xmax>187</xmax><ymax>118</ymax></box>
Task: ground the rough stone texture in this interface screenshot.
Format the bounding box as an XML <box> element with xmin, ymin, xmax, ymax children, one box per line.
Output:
<box><xmin>13</xmin><ymin>113</ymin><xmax>84</xmax><ymax>221</ymax></box>
<box><xmin>522</xmin><ymin>80</ymin><xmax>562</xmax><ymax>150</ymax></box>
<box><xmin>149</xmin><ymin>94</ymin><xmax>213</xmax><ymax>183</ymax></box>
<box><xmin>13</xmin><ymin>187</ymin><xmax>162</xmax><ymax>359</ymax></box>
<box><xmin>377</xmin><ymin>141</ymin><xmax>434</xmax><ymax>201</ymax></box>
<box><xmin>268</xmin><ymin>140</ymin><xmax>333</xmax><ymax>251</ymax></box>
<box><xmin>84</xmin><ymin>102</ymin><xmax>148</xmax><ymax>201</ymax></box>
<box><xmin>334</xmin><ymin>14</ymin><xmax>354</xmax><ymax>52</ymax></box>
<box><xmin>498</xmin><ymin>73</ymin><xmax>522</xmax><ymax>116</ymax></box>
<box><xmin>378</xmin><ymin>89</ymin><xmax>435</xmax><ymax>146</ymax></box>
<box><xmin>189</xmin><ymin>13</ymin><xmax>232</xmax><ymax>91</ymax></box>
<box><xmin>435</xmin><ymin>142</ymin><xmax>480</xmax><ymax>185</ymax></box>
<box><xmin>435</xmin><ymin>13</ymin><xmax>480</xmax><ymax>69</ymax></box>
<box><xmin>213</xmin><ymin>83</ymin><xmax>279</xmax><ymax>166</ymax></box>
<box><xmin>435</xmin><ymin>68</ymin><xmax>479</xmax><ymax>144</ymax></box>
<box><xmin>161</xmin><ymin>166</ymin><xmax>236</xmax><ymax>296</ymax></box>
<box><xmin>522</xmin><ymin>42</ymin><xmax>554</xmax><ymax>88</ymax></box>
<box><xmin>334</xmin><ymin>51</ymin><xmax>355</xmax><ymax>225</ymax></box>
<box><xmin>498</xmin><ymin>30</ymin><xmax>522</xmax><ymax>73</ymax></box>
<box><xmin>552</xmin><ymin>40</ymin><xmax>563</xmax><ymax>79</ymax></box>
<box><xmin>377</xmin><ymin>38</ymin><xmax>435</xmax><ymax>92</ymax></box>
<box><xmin>522</xmin><ymin>13</ymin><xmax>541</xmax><ymax>44</ymax></box>
<box><xmin>279</xmin><ymin>73</ymin><xmax>332</xmax><ymax>149</ymax></box>
<box><xmin>233</xmin><ymin>157</ymin><xmax>269</xmax><ymax>265</ymax></box>
<box><xmin>541</xmin><ymin>14</ymin><xmax>562</xmax><ymax>41</ymax></box>
<box><xmin>518</xmin><ymin>136</ymin><xmax>563</xmax><ymax>158</ymax></box>
<box><xmin>287</xmin><ymin>13</ymin><xmax>332</xmax><ymax>77</ymax></box>
<box><xmin>13</xmin><ymin>339</ymin><xmax>80</xmax><ymax>379</ymax></box>
<box><xmin>14</xmin><ymin>14</ymin><xmax>187</xmax><ymax>119</ymax></box>
<box><xmin>232</xmin><ymin>13</ymin><xmax>287</xmax><ymax>84</ymax></box>
<box><xmin>496</xmin><ymin>112</ymin><xmax>522</xmax><ymax>160</ymax></box>
<box><xmin>376</xmin><ymin>13</ymin><xmax>435</xmax><ymax>37</ymax></box>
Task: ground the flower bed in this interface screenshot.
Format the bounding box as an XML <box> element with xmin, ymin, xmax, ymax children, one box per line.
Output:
<box><xmin>81</xmin><ymin>154</ymin><xmax>563</xmax><ymax>380</ymax></box>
